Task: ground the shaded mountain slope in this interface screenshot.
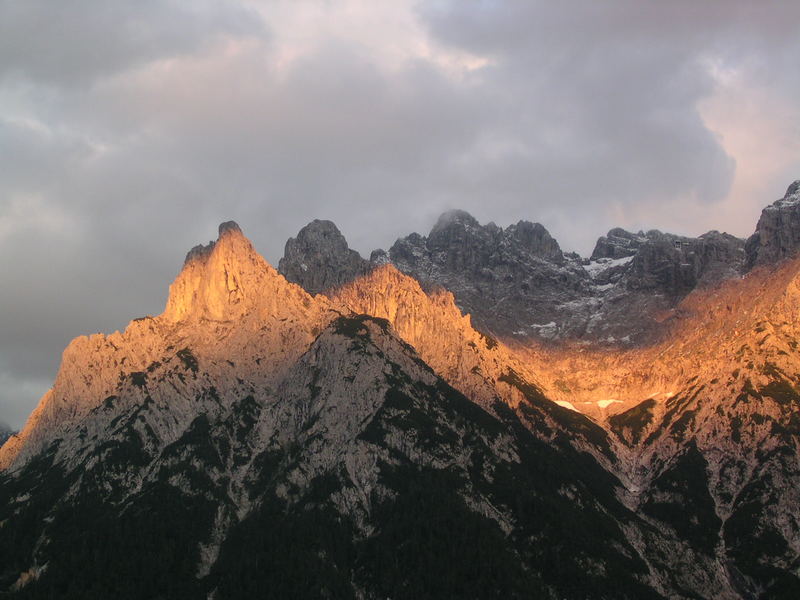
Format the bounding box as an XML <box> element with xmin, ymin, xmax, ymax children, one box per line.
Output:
<box><xmin>0</xmin><ymin>308</ymin><xmax>666</xmax><ymax>598</ymax></box>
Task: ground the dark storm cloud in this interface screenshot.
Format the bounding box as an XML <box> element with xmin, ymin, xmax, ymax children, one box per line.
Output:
<box><xmin>417</xmin><ymin>0</ymin><xmax>800</xmax><ymax>235</ymax></box>
<box><xmin>419</xmin><ymin>1</ymin><xmax>768</xmax><ymax>208</ymax></box>
<box><xmin>1</xmin><ymin>1</ymin><xmax>799</xmax><ymax>428</ymax></box>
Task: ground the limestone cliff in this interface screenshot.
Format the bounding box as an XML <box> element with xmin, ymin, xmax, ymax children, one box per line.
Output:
<box><xmin>745</xmin><ymin>180</ymin><xmax>800</xmax><ymax>269</ymax></box>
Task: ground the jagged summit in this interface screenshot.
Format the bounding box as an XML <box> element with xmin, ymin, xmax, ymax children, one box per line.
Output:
<box><xmin>168</xmin><ymin>221</ymin><xmax>276</xmax><ymax>322</ymax></box>
<box><xmin>774</xmin><ymin>180</ymin><xmax>800</xmax><ymax>207</ymax></box>
<box><xmin>430</xmin><ymin>208</ymin><xmax>482</xmax><ymax>232</ymax></box>
<box><xmin>746</xmin><ymin>180</ymin><xmax>800</xmax><ymax>269</ymax></box>
<box><xmin>183</xmin><ymin>220</ymin><xmax>245</xmax><ymax>265</ymax></box>
<box><xmin>166</xmin><ymin>220</ymin><xmax>333</xmax><ymax>327</ymax></box>
<box><xmin>395</xmin><ymin>209</ymin><xmax>565</xmax><ymax>263</ymax></box>
<box><xmin>590</xmin><ymin>228</ymin><xmax>648</xmax><ymax>260</ymax></box>
<box><xmin>505</xmin><ymin>220</ymin><xmax>563</xmax><ymax>262</ymax></box>
<box><xmin>218</xmin><ymin>220</ymin><xmax>242</xmax><ymax>236</ymax></box>
<box><xmin>386</xmin><ymin>210</ymin><xmax>594</xmax><ymax>341</ymax></box>
<box><xmin>278</xmin><ymin>219</ymin><xmax>370</xmax><ymax>295</ymax></box>
<box><xmin>1</xmin><ymin>223</ymin><xmax>333</xmax><ymax>471</ymax></box>
<box><xmin>275</xmin><ymin>182</ymin><xmax>800</xmax><ymax>346</ymax></box>
<box><xmin>426</xmin><ymin>210</ymin><xmax>564</xmax><ymax>259</ymax></box>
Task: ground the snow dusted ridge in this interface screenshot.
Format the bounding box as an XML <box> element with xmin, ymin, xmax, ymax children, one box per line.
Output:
<box><xmin>770</xmin><ymin>180</ymin><xmax>800</xmax><ymax>208</ymax></box>
<box><xmin>295</xmin><ymin>206</ymin><xmax>744</xmax><ymax>346</ymax></box>
<box><xmin>746</xmin><ymin>180</ymin><xmax>800</xmax><ymax>268</ymax></box>
<box><xmin>582</xmin><ymin>255</ymin><xmax>634</xmax><ymax>279</ymax></box>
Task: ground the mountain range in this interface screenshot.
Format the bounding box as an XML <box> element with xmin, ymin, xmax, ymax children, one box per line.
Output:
<box><xmin>2</xmin><ymin>181</ymin><xmax>800</xmax><ymax>599</ymax></box>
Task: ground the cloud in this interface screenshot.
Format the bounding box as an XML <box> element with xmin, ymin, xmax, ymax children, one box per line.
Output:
<box><xmin>0</xmin><ymin>0</ymin><xmax>264</xmax><ymax>86</ymax></box>
<box><xmin>1</xmin><ymin>0</ymin><xmax>799</xmax><ymax>427</ymax></box>
<box><xmin>417</xmin><ymin>0</ymin><xmax>800</xmax><ymax>236</ymax></box>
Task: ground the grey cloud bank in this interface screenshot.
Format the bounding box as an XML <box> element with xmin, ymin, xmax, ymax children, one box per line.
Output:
<box><xmin>1</xmin><ymin>0</ymin><xmax>799</xmax><ymax>428</ymax></box>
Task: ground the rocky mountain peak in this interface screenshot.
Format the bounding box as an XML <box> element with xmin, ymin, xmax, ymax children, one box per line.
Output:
<box><xmin>1</xmin><ymin>222</ymin><xmax>335</xmax><ymax>471</ymax></box>
<box><xmin>166</xmin><ymin>221</ymin><xmax>280</xmax><ymax>322</ymax></box>
<box><xmin>426</xmin><ymin>209</ymin><xmax>486</xmax><ymax>252</ymax></box>
<box><xmin>388</xmin><ymin>210</ymin><xmax>589</xmax><ymax>339</ymax></box>
<box><xmin>218</xmin><ymin>220</ymin><xmax>242</xmax><ymax>237</ymax></box>
<box><xmin>746</xmin><ymin>181</ymin><xmax>800</xmax><ymax>269</ymax></box>
<box><xmin>278</xmin><ymin>219</ymin><xmax>370</xmax><ymax>295</ymax></box>
<box><xmin>506</xmin><ymin>220</ymin><xmax>563</xmax><ymax>262</ymax></box>
<box><xmin>183</xmin><ymin>221</ymin><xmax>246</xmax><ymax>265</ymax></box>
<box><xmin>623</xmin><ymin>229</ymin><xmax>745</xmax><ymax>298</ymax></box>
<box><xmin>590</xmin><ymin>228</ymin><xmax>648</xmax><ymax>260</ymax></box>
<box><xmin>403</xmin><ymin>209</ymin><xmax>565</xmax><ymax>262</ymax></box>
<box><xmin>286</xmin><ymin>219</ymin><xmax>349</xmax><ymax>253</ymax></box>
<box><xmin>430</xmin><ymin>208</ymin><xmax>480</xmax><ymax>231</ymax></box>
<box><xmin>775</xmin><ymin>180</ymin><xmax>800</xmax><ymax>207</ymax></box>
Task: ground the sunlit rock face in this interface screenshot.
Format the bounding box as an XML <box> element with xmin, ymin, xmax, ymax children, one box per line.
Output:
<box><xmin>0</xmin><ymin>222</ymin><xmax>333</xmax><ymax>471</ymax></box>
<box><xmin>328</xmin><ymin>264</ymin><xmax>502</xmax><ymax>408</ymax></box>
<box><xmin>327</xmin><ymin>264</ymin><xmax>617</xmax><ymax>470</ymax></box>
<box><xmin>527</xmin><ymin>257</ymin><xmax>800</xmax><ymax>597</ymax></box>
<box><xmin>165</xmin><ymin>221</ymin><xmax>325</xmax><ymax>324</ymax></box>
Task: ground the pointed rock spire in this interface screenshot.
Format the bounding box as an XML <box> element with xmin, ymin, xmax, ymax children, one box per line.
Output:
<box><xmin>746</xmin><ymin>180</ymin><xmax>800</xmax><ymax>270</ymax></box>
<box><xmin>164</xmin><ymin>221</ymin><xmax>286</xmax><ymax>322</ymax></box>
<box><xmin>278</xmin><ymin>219</ymin><xmax>370</xmax><ymax>295</ymax></box>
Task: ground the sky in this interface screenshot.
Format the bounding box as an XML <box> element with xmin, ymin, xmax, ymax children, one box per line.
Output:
<box><xmin>1</xmin><ymin>0</ymin><xmax>799</xmax><ymax>428</ymax></box>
